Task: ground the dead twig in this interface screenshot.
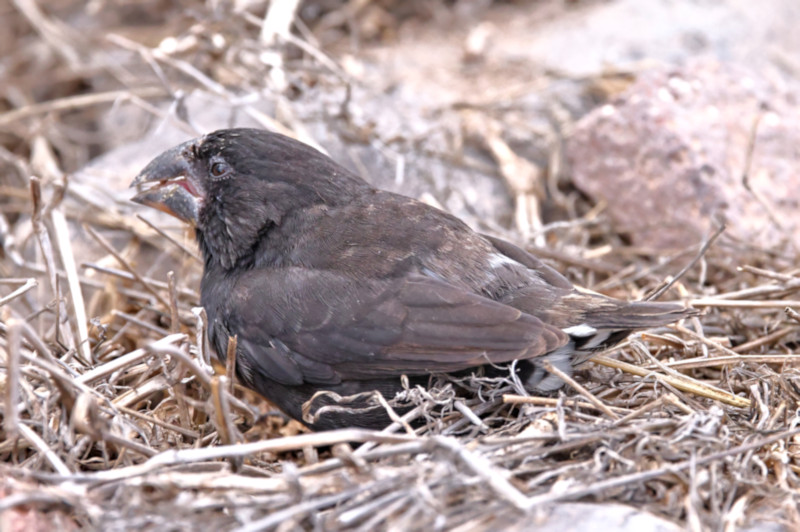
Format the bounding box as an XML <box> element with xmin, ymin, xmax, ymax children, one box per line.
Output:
<box><xmin>645</xmin><ymin>223</ymin><xmax>725</xmax><ymax>301</ymax></box>
<box><xmin>591</xmin><ymin>355</ymin><xmax>751</xmax><ymax>408</ymax></box>
<box><xmin>542</xmin><ymin>360</ymin><xmax>619</xmax><ymax>420</ymax></box>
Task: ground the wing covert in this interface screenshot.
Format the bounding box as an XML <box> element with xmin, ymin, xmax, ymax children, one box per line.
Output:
<box><xmin>220</xmin><ymin>267</ymin><xmax>568</xmax><ymax>385</ymax></box>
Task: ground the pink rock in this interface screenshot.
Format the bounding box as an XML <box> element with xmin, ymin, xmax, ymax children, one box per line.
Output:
<box><xmin>567</xmin><ymin>61</ymin><xmax>800</xmax><ymax>251</ymax></box>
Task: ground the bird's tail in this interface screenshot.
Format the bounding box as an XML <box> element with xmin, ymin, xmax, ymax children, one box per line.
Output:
<box><xmin>583</xmin><ymin>299</ymin><xmax>697</xmax><ymax>329</ymax></box>
<box><xmin>527</xmin><ymin>298</ymin><xmax>697</xmax><ymax>391</ymax></box>
<box><xmin>564</xmin><ymin>298</ymin><xmax>697</xmax><ymax>354</ymax></box>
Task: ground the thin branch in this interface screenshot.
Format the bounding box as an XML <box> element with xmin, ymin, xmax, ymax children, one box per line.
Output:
<box><xmin>645</xmin><ymin>223</ymin><xmax>725</xmax><ymax>301</ymax></box>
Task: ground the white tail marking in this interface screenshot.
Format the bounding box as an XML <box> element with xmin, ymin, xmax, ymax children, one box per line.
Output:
<box><xmin>563</xmin><ymin>324</ymin><xmax>597</xmax><ymax>337</ymax></box>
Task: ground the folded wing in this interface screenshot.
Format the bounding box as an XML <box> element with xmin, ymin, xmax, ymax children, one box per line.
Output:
<box><xmin>218</xmin><ymin>267</ymin><xmax>569</xmax><ymax>386</ymax></box>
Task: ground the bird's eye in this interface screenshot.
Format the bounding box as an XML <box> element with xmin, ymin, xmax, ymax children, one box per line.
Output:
<box><xmin>210</xmin><ymin>160</ymin><xmax>230</xmax><ymax>178</ymax></box>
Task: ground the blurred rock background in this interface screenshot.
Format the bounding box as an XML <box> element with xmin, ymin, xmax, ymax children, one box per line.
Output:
<box><xmin>2</xmin><ymin>0</ymin><xmax>798</xmax><ymax>277</ymax></box>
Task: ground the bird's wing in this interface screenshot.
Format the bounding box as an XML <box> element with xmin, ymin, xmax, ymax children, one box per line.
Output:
<box><xmin>481</xmin><ymin>233</ymin><xmax>574</xmax><ymax>290</ymax></box>
<box><xmin>219</xmin><ymin>267</ymin><xmax>569</xmax><ymax>385</ymax></box>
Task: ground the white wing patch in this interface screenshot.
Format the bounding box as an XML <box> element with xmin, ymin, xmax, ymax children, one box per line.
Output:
<box><xmin>488</xmin><ymin>253</ymin><xmax>521</xmax><ymax>269</ymax></box>
<box><xmin>563</xmin><ymin>323</ymin><xmax>613</xmax><ymax>349</ymax></box>
<box><xmin>562</xmin><ymin>324</ymin><xmax>597</xmax><ymax>337</ymax></box>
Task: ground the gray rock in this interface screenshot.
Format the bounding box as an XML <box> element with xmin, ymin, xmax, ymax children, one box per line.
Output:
<box><xmin>567</xmin><ymin>60</ymin><xmax>800</xmax><ymax>250</ymax></box>
<box><xmin>514</xmin><ymin>503</ymin><xmax>682</xmax><ymax>532</ymax></box>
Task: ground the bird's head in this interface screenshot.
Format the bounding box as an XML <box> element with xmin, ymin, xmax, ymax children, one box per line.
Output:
<box><xmin>131</xmin><ymin>128</ymin><xmax>369</xmax><ymax>268</ymax></box>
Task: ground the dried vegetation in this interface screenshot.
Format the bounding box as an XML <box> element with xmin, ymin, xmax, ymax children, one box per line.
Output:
<box><xmin>1</xmin><ymin>1</ymin><xmax>799</xmax><ymax>530</ymax></box>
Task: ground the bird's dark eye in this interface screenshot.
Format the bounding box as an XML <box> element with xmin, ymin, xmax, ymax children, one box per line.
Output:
<box><xmin>210</xmin><ymin>160</ymin><xmax>230</xmax><ymax>179</ymax></box>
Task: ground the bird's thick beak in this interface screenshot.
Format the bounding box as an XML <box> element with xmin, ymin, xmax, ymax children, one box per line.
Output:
<box><xmin>130</xmin><ymin>141</ymin><xmax>202</xmax><ymax>225</ymax></box>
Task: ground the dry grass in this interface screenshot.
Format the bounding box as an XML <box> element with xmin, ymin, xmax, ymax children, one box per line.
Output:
<box><xmin>2</xmin><ymin>1</ymin><xmax>800</xmax><ymax>530</ymax></box>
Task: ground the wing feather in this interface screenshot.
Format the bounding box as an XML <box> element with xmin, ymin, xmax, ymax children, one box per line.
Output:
<box><xmin>221</xmin><ymin>267</ymin><xmax>568</xmax><ymax>384</ymax></box>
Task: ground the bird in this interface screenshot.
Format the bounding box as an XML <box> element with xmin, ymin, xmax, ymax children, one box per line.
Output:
<box><xmin>131</xmin><ymin>128</ymin><xmax>695</xmax><ymax>431</ymax></box>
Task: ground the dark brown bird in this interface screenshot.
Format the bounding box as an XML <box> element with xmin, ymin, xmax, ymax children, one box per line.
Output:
<box><xmin>131</xmin><ymin>128</ymin><xmax>694</xmax><ymax>430</ymax></box>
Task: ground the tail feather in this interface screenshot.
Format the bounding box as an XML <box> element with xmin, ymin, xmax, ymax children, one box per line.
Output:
<box><xmin>574</xmin><ymin>299</ymin><xmax>697</xmax><ymax>353</ymax></box>
<box><xmin>524</xmin><ymin>300</ymin><xmax>697</xmax><ymax>392</ymax></box>
<box><xmin>583</xmin><ymin>300</ymin><xmax>698</xmax><ymax>330</ymax></box>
